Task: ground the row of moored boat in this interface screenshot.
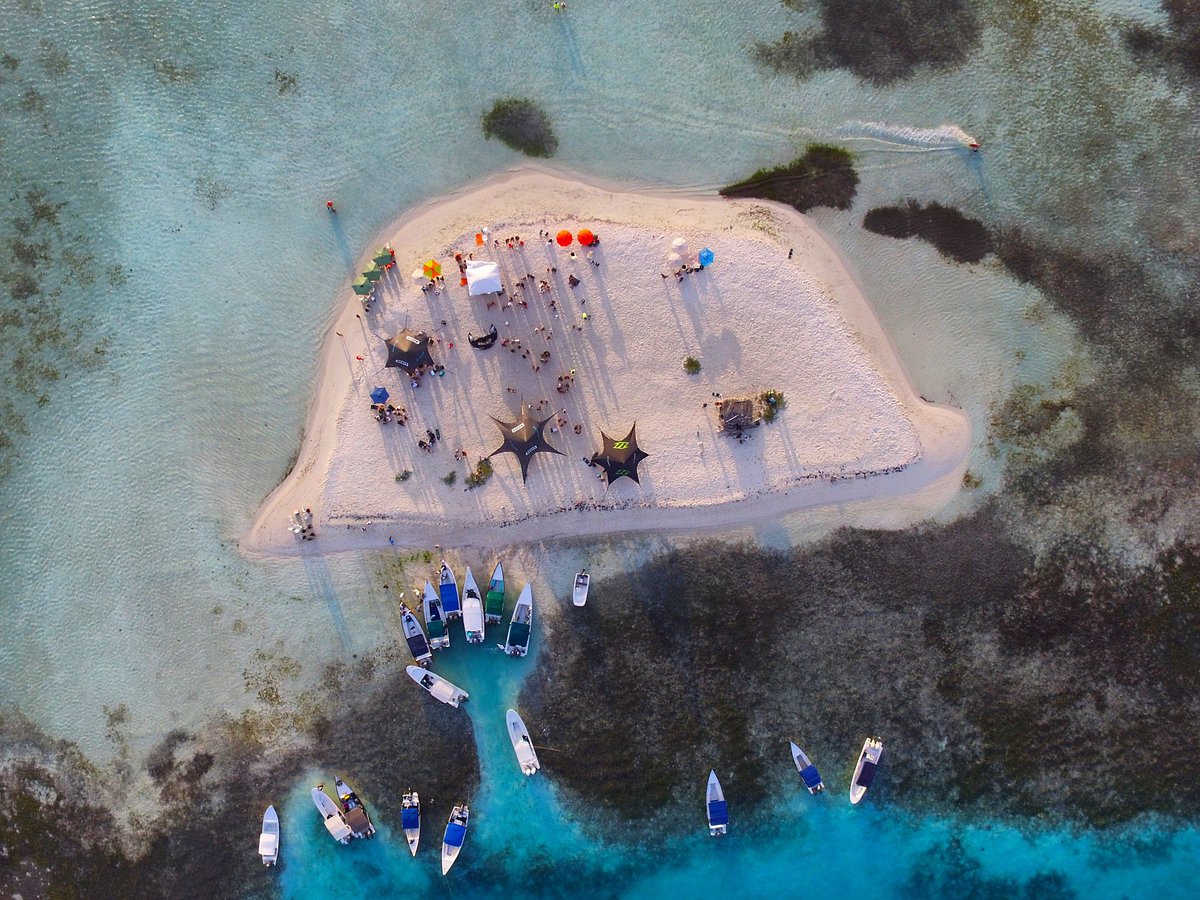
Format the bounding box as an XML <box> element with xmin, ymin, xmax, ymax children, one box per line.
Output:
<box><xmin>706</xmin><ymin>737</ymin><xmax>884</xmax><ymax>836</ymax></box>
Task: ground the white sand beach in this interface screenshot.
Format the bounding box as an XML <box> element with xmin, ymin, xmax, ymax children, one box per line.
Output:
<box><xmin>242</xmin><ymin>169</ymin><xmax>969</xmax><ymax>556</ymax></box>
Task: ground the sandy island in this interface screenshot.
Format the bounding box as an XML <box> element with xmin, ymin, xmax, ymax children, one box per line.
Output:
<box><xmin>242</xmin><ymin>169</ymin><xmax>969</xmax><ymax>556</ymax></box>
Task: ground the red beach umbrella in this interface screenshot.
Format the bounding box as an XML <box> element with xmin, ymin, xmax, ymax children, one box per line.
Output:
<box><xmin>576</xmin><ymin>228</ymin><xmax>594</xmax><ymax>246</ymax></box>
<box><xmin>556</xmin><ymin>230</ymin><xmax>573</xmax><ymax>247</ymax></box>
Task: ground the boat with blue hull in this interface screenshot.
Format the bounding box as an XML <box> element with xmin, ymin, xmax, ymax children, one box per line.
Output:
<box><xmin>706</xmin><ymin>770</ymin><xmax>728</xmax><ymax>836</ymax></box>
<box><xmin>790</xmin><ymin>741</ymin><xmax>824</xmax><ymax>794</ymax></box>
<box><xmin>401</xmin><ymin>791</ymin><xmax>420</xmax><ymax>856</ymax></box>
<box><xmin>441</xmin><ymin>803</ymin><xmax>470</xmax><ymax>874</ymax></box>
<box><xmin>850</xmin><ymin>737</ymin><xmax>883</xmax><ymax>805</ymax></box>
<box><xmin>439</xmin><ymin>561</ymin><xmax>461</xmax><ymax>619</ymax></box>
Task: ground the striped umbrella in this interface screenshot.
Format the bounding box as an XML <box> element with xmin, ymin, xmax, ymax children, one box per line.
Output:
<box><xmin>423</xmin><ymin>259</ymin><xmax>442</xmax><ymax>279</ymax></box>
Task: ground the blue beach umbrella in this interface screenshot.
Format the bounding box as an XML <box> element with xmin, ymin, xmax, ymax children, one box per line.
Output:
<box><xmin>370</xmin><ymin>386</ymin><xmax>390</xmax><ymax>404</ymax></box>
<box><xmin>698</xmin><ymin>247</ymin><xmax>714</xmax><ymax>267</ymax></box>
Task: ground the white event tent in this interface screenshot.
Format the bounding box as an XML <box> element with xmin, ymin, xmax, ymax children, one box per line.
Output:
<box><xmin>465</xmin><ymin>260</ymin><xmax>502</xmax><ymax>296</ymax></box>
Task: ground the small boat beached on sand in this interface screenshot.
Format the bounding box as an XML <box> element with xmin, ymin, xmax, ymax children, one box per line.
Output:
<box><xmin>506</xmin><ymin>708</ymin><xmax>541</xmax><ymax>776</ymax></box>
<box><xmin>406</xmin><ymin>664</ymin><xmax>469</xmax><ymax>707</ymax></box>
<box><xmin>463</xmin><ymin>567</ymin><xmax>485</xmax><ymax>644</ymax></box>
<box><xmin>312</xmin><ymin>785</ymin><xmax>352</xmax><ymax>844</ymax></box>
<box><xmin>500</xmin><ymin>583</ymin><xmax>533</xmax><ymax>657</ymax></box>
<box><xmin>790</xmin><ymin>741</ymin><xmax>824</xmax><ymax>794</ymax></box>
<box><xmin>258</xmin><ymin>805</ymin><xmax>280</xmax><ymax>866</ymax></box>
<box><xmin>402</xmin><ymin>791</ymin><xmax>421</xmax><ymax>856</ymax></box>
<box><xmin>706</xmin><ymin>770</ymin><xmax>728</xmax><ymax>836</ymax></box>
<box><xmin>439</xmin><ymin>560</ymin><xmax>462</xmax><ymax>619</ymax></box>
<box><xmin>400</xmin><ymin>602</ymin><xmax>432</xmax><ymax>666</ymax></box>
<box><xmin>573</xmin><ymin>569</ymin><xmax>590</xmax><ymax>607</ymax></box>
<box><xmin>422</xmin><ymin>581</ymin><xmax>450</xmax><ymax>650</ymax></box>
<box><xmin>850</xmin><ymin>737</ymin><xmax>884</xmax><ymax>805</ymax></box>
<box><xmin>335</xmin><ymin>777</ymin><xmax>376</xmax><ymax>839</ymax></box>
<box><xmin>441</xmin><ymin>803</ymin><xmax>470</xmax><ymax>875</ymax></box>
<box><xmin>485</xmin><ymin>561</ymin><xmax>505</xmax><ymax>624</ymax></box>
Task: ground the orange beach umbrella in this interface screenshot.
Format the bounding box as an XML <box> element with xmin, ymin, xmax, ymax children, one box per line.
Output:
<box><xmin>555</xmin><ymin>230</ymin><xmax>573</xmax><ymax>247</ymax></box>
<box><xmin>576</xmin><ymin>228</ymin><xmax>594</xmax><ymax>246</ymax></box>
<box><xmin>423</xmin><ymin>258</ymin><xmax>442</xmax><ymax>279</ymax></box>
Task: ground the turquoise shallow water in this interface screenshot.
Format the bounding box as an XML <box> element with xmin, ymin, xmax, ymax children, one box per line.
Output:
<box><xmin>2</xmin><ymin>0</ymin><xmax>1199</xmax><ymax>894</ymax></box>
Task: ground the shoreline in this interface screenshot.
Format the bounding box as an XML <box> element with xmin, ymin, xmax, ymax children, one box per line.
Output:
<box><xmin>240</xmin><ymin>166</ymin><xmax>970</xmax><ymax>558</ymax></box>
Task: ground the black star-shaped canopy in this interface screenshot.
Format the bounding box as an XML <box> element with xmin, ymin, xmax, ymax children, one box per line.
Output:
<box><xmin>385</xmin><ymin>329</ymin><xmax>434</xmax><ymax>371</ymax></box>
<box><xmin>488</xmin><ymin>405</ymin><xmax>564</xmax><ymax>483</ymax></box>
<box><xmin>592</xmin><ymin>423</ymin><xmax>650</xmax><ymax>486</ymax></box>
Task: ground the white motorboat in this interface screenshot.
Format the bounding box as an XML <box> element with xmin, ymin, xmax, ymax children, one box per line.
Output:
<box><xmin>334</xmin><ymin>777</ymin><xmax>376</xmax><ymax>839</ymax></box>
<box><xmin>422</xmin><ymin>581</ymin><xmax>450</xmax><ymax>650</ymax></box>
<box><xmin>258</xmin><ymin>805</ymin><xmax>280</xmax><ymax>866</ymax></box>
<box><xmin>850</xmin><ymin>737</ymin><xmax>884</xmax><ymax>805</ymax></box>
<box><xmin>506</xmin><ymin>708</ymin><xmax>541</xmax><ymax>776</ymax></box>
<box><xmin>400</xmin><ymin>602</ymin><xmax>432</xmax><ymax>666</ymax></box>
<box><xmin>441</xmin><ymin>803</ymin><xmax>470</xmax><ymax>875</ymax></box>
<box><xmin>406</xmin><ymin>664</ymin><xmax>469</xmax><ymax>707</ymax></box>
<box><xmin>790</xmin><ymin>741</ymin><xmax>825</xmax><ymax>794</ymax></box>
<box><xmin>439</xmin><ymin>560</ymin><xmax>461</xmax><ymax>619</ymax></box>
<box><xmin>706</xmin><ymin>769</ymin><xmax>728</xmax><ymax>836</ymax></box>
<box><xmin>485</xmin><ymin>561</ymin><xmax>505</xmax><ymax>623</ymax></box>
<box><xmin>462</xmin><ymin>567</ymin><xmax>485</xmax><ymax>644</ymax></box>
<box><xmin>312</xmin><ymin>786</ymin><xmax>352</xmax><ymax>844</ymax></box>
<box><xmin>402</xmin><ymin>791</ymin><xmax>420</xmax><ymax>857</ymax></box>
<box><xmin>500</xmin><ymin>583</ymin><xmax>533</xmax><ymax>657</ymax></box>
<box><xmin>573</xmin><ymin>569</ymin><xmax>590</xmax><ymax>607</ymax></box>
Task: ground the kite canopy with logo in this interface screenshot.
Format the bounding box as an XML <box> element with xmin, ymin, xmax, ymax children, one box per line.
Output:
<box><xmin>384</xmin><ymin>329</ymin><xmax>434</xmax><ymax>371</ymax></box>
<box><xmin>468</xmin><ymin>324</ymin><xmax>498</xmax><ymax>349</ymax></box>
<box><xmin>591</xmin><ymin>423</ymin><xmax>650</xmax><ymax>486</ymax></box>
<box><xmin>488</xmin><ymin>405</ymin><xmax>564</xmax><ymax>483</ymax></box>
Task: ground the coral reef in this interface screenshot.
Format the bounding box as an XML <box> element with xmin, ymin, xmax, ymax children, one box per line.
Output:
<box><xmin>482</xmin><ymin>98</ymin><xmax>558</xmax><ymax>158</ymax></box>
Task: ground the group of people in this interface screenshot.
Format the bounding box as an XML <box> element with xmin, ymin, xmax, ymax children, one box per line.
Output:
<box><xmin>289</xmin><ymin>508</ymin><xmax>316</xmax><ymax>541</ymax></box>
<box><xmin>371</xmin><ymin>403</ymin><xmax>408</xmax><ymax>425</ymax></box>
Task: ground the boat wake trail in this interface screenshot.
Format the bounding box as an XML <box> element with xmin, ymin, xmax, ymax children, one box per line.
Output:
<box><xmin>837</xmin><ymin>121</ymin><xmax>980</xmax><ymax>152</ymax></box>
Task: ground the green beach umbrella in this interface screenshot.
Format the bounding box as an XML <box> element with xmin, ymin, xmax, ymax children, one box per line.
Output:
<box><xmin>352</xmin><ymin>276</ymin><xmax>373</xmax><ymax>295</ymax></box>
<box><xmin>364</xmin><ymin>265</ymin><xmax>383</xmax><ymax>282</ymax></box>
<box><xmin>373</xmin><ymin>248</ymin><xmax>394</xmax><ymax>266</ymax></box>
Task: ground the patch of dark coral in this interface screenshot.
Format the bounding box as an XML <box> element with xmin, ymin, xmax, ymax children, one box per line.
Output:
<box><xmin>863</xmin><ymin>201</ymin><xmax>993</xmax><ymax>263</ymax></box>
<box><xmin>1123</xmin><ymin>1</ymin><xmax>1200</xmax><ymax>80</ymax></box>
<box><xmin>720</xmin><ymin>144</ymin><xmax>858</xmax><ymax>213</ymax></box>
<box><xmin>523</xmin><ymin>508</ymin><xmax>1200</xmax><ymax>834</ymax></box>
<box><xmin>901</xmin><ymin>836</ymin><xmax>1077</xmax><ymax>899</ymax></box>
<box><xmin>756</xmin><ymin>0</ymin><xmax>981</xmax><ymax>86</ymax></box>
<box><xmin>481</xmin><ymin>97</ymin><xmax>558</xmax><ymax>158</ymax></box>
<box><xmin>0</xmin><ymin>660</ymin><xmax>479</xmax><ymax>898</ymax></box>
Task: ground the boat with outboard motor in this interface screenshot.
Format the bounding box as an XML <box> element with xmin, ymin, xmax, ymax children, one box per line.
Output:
<box><xmin>406</xmin><ymin>664</ymin><xmax>469</xmax><ymax>707</ymax></box>
<box><xmin>506</xmin><ymin>708</ymin><xmax>541</xmax><ymax>775</ymax></box>
<box><xmin>422</xmin><ymin>581</ymin><xmax>450</xmax><ymax>650</ymax></box>
<box><xmin>485</xmin><ymin>561</ymin><xmax>505</xmax><ymax>623</ymax></box>
<box><xmin>400</xmin><ymin>602</ymin><xmax>432</xmax><ymax>666</ymax></box>
<box><xmin>334</xmin><ymin>777</ymin><xmax>376</xmax><ymax>839</ymax></box>
<box><xmin>312</xmin><ymin>785</ymin><xmax>352</xmax><ymax>844</ymax></box>
<box><xmin>573</xmin><ymin>569</ymin><xmax>590</xmax><ymax>607</ymax></box>
<box><xmin>439</xmin><ymin>560</ymin><xmax>461</xmax><ymax>619</ymax></box>
<box><xmin>441</xmin><ymin>803</ymin><xmax>470</xmax><ymax>874</ymax></box>
<box><xmin>258</xmin><ymin>805</ymin><xmax>280</xmax><ymax>866</ymax></box>
<box><xmin>402</xmin><ymin>791</ymin><xmax>420</xmax><ymax>856</ymax></box>
<box><xmin>850</xmin><ymin>737</ymin><xmax>884</xmax><ymax>805</ymax></box>
<box><xmin>463</xmin><ymin>567</ymin><xmax>485</xmax><ymax>644</ymax></box>
<box><xmin>790</xmin><ymin>741</ymin><xmax>825</xmax><ymax>794</ymax></box>
<box><xmin>500</xmin><ymin>583</ymin><xmax>533</xmax><ymax>657</ymax></box>
<box><xmin>706</xmin><ymin>770</ymin><xmax>728</xmax><ymax>836</ymax></box>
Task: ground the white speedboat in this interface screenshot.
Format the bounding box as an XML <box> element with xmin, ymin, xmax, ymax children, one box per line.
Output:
<box><xmin>312</xmin><ymin>785</ymin><xmax>352</xmax><ymax>844</ymax></box>
<box><xmin>850</xmin><ymin>737</ymin><xmax>884</xmax><ymax>805</ymax></box>
<box><xmin>258</xmin><ymin>805</ymin><xmax>280</xmax><ymax>866</ymax></box>
<box><xmin>573</xmin><ymin>569</ymin><xmax>590</xmax><ymax>607</ymax></box>
<box><xmin>462</xmin><ymin>567</ymin><xmax>485</xmax><ymax>644</ymax></box>
<box><xmin>439</xmin><ymin>560</ymin><xmax>461</xmax><ymax>619</ymax></box>
<box><xmin>334</xmin><ymin>777</ymin><xmax>376</xmax><ymax>839</ymax></box>
<box><xmin>485</xmin><ymin>561</ymin><xmax>505</xmax><ymax>623</ymax></box>
<box><xmin>402</xmin><ymin>791</ymin><xmax>420</xmax><ymax>857</ymax></box>
<box><xmin>706</xmin><ymin>770</ymin><xmax>728</xmax><ymax>836</ymax></box>
<box><xmin>506</xmin><ymin>708</ymin><xmax>541</xmax><ymax>776</ymax></box>
<box><xmin>500</xmin><ymin>583</ymin><xmax>533</xmax><ymax>657</ymax></box>
<box><xmin>790</xmin><ymin>741</ymin><xmax>825</xmax><ymax>794</ymax></box>
<box><xmin>422</xmin><ymin>581</ymin><xmax>450</xmax><ymax>650</ymax></box>
<box><xmin>441</xmin><ymin>803</ymin><xmax>469</xmax><ymax>875</ymax></box>
<box><xmin>400</xmin><ymin>602</ymin><xmax>432</xmax><ymax>666</ymax></box>
<box><xmin>406</xmin><ymin>664</ymin><xmax>469</xmax><ymax>707</ymax></box>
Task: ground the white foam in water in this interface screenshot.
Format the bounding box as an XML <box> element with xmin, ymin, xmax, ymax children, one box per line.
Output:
<box><xmin>838</xmin><ymin>121</ymin><xmax>981</xmax><ymax>151</ymax></box>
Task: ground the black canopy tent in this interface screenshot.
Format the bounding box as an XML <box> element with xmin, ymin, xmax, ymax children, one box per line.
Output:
<box><xmin>384</xmin><ymin>329</ymin><xmax>434</xmax><ymax>371</ymax></box>
<box><xmin>488</xmin><ymin>405</ymin><xmax>564</xmax><ymax>483</ymax></box>
<box><xmin>468</xmin><ymin>324</ymin><xmax>499</xmax><ymax>350</ymax></box>
<box><xmin>591</xmin><ymin>423</ymin><xmax>650</xmax><ymax>486</ymax></box>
